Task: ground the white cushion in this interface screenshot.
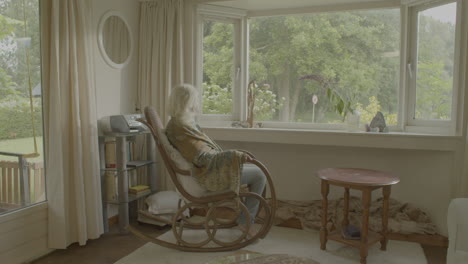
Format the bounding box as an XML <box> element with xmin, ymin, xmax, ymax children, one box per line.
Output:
<box><xmin>145</xmin><ymin>191</ymin><xmax>188</xmax><ymax>216</ymax></box>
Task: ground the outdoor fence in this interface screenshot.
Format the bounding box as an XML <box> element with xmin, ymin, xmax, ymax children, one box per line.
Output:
<box><xmin>0</xmin><ymin>160</ymin><xmax>45</xmax><ymax>207</ymax></box>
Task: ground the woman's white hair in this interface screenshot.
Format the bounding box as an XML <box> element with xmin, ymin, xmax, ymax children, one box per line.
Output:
<box><xmin>168</xmin><ymin>84</ymin><xmax>199</xmax><ymax>121</ymax></box>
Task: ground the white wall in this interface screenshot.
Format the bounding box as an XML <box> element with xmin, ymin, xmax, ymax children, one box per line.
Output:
<box><xmin>93</xmin><ymin>0</ymin><xmax>141</xmax><ymax>217</ymax></box>
<box><xmin>0</xmin><ymin>203</ymin><xmax>52</xmax><ymax>264</ymax></box>
<box><xmin>93</xmin><ymin>0</ymin><xmax>140</xmax><ymax>118</ymax></box>
<box><xmin>216</xmin><ymin>140</ymin><xmax>455</xmax><ymax>236</ymax></box>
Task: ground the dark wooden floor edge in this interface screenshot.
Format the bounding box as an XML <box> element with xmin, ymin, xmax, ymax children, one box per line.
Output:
<box><xmin>28</xmin><ymin>216</ymin><xmax>121</xmax><ymax>263</ymax></box>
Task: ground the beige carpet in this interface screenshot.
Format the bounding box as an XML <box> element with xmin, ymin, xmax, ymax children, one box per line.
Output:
<box><xmin>115</xmin><ymin>226</ymin><xmax>426</xmax><ymax>264</ymax></box>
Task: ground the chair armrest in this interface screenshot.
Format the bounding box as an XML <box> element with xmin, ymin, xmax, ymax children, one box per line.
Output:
<box><xmin>238</xmin><ymin>149</ymin><xmax>256</xmax><ymax>159</ymax></box>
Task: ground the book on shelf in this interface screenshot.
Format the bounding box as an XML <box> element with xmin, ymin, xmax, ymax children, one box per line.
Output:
<box><xmin>128</xmin><ymin>185</ymin><xmax>151</xmax><ymax>194</ymax></box>
<box><xmin>105</xmin><ymin>171</ymin><xmax>117</xmax><ymax>201</ymax></box>
<box><xmin>105</xmin><ymin>141</ymin><xmax>116</xmax><ymax>168</ymax></box>
<box><xmin>129</xmin><ymin>189</ymin><xmax>151</xmax><ymax>198</ymax></box>
<box><xmin>129</xmin><ymin>185</ymin><xmax>149</xmax><ymax>193</ymax></box>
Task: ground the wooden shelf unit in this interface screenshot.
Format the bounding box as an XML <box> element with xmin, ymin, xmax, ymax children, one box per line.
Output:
<box><xmin>98</xmin><ymin>131</ymin><xmax>157</xmax><ymax>233</ymax></box>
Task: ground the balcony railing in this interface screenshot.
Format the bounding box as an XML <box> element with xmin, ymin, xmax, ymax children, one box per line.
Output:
<box><xmin>0</xmin><ymin>151</ymin><xmax>45</xmax><ymax>214</ymax></box>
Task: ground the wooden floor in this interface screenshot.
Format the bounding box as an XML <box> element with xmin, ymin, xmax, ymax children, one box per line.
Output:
<box><xmin>29</xmin><ymin>223</ymin><xmax>447</xmax><ymax>264</ymax></box>
<box><xmin>29</xmin><ymin>223</ymin><xmax>169</xmax><ymax>264</ymax></box>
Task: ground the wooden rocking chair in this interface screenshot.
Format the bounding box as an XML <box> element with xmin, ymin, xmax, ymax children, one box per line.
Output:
<box><xmin>127</xmin><ymin>106</ymin><xmax>277</xmax><ymax>252</ymax></box>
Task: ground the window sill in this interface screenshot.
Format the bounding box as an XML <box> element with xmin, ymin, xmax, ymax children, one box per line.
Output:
<box><xmin>0</xmin><ymin>201</ymin><xmax>48</xmax><ymax>224</ymax></box>
<box><xmin>202</xmin><ymin>126</ymin><xmax>462</xmax><ymax>151</ymax></box>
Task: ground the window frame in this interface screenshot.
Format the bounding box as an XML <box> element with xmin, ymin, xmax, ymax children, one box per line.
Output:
<box><xmin>405</xmin><ymin>0</ymin><xmax>462</xmax><ymax>133</ymax></box>
<box><xmin>248</xmin><ymin>7</ymin><xmax>402</xmax><ymax>131</ymax></box>
<box><xmin>195</xmin><ymin>5</ymin><xmax>248</xmax><ymax>123</ymax></box>
<box><xmin>195</xmin><ymin>1</ymin><xmax>467</xmax><ymax>136</ymax></box>
<box><xmin>0</xmin><ymin>0</ymin><xmax>47</xmax><ymax>214</ymax></box>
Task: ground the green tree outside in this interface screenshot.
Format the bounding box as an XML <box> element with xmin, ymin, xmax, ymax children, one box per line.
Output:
<box><xmin>0</xmin><ymin>0</ymin><xmax>42</xmax><ymax>141</ymax></box>
<box><xmin>201</xmin><ymin>8</ymin><xmax>455</xmax><ymax>126</ymax></box>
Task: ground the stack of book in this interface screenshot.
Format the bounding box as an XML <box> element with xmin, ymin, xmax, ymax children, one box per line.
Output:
<box><xmin>129</xmin><ymin>185</ymin><xmax>150</xmax><ymax>198</ymax></box>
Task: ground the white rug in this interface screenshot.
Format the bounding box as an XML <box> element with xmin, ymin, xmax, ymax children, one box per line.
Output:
<box><xmin>115</xmin><ymin>226</ymin><xmax>426</xmax><ymax>264</ymax></box>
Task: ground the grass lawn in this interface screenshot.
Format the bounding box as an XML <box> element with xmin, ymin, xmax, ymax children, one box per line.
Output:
<box><xmin>0</xmin><ymin>137</ymin><xmax>44</xmax><ymax>162</ymax></box>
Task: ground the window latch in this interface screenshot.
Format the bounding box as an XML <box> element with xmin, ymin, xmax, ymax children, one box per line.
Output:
<box><xmin>407</xmin><ymin>63</ymin><xmax>413</xmax><ymax>79</ymax></box>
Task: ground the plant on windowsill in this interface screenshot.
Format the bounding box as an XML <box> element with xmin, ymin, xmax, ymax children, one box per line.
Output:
<box><xmin>242</xmin><ymin>80</ymin><xmax>285</xmax><ymax>128</ymax></box>
<box><xmin>299</xmin><ymin>74</ymin><xmax>355</xmax><ymax>121</ymax></box>
<box><xmin>246</xmin><ymin>80</ymin><xmax>255</xmax><ymax>128</ymax></box>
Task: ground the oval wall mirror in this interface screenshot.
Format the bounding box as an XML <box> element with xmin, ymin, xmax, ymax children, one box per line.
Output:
<box><xmin>98</xmin><ymin>11</ymin><xmax>132</xmax><ymax>68</ymax></box>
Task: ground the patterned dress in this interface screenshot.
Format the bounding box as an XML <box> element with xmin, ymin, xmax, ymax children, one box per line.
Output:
<box><xmin>166</xmin><ymin>117</ymin><xmax>247</xmax><ymax>194</ymax></box>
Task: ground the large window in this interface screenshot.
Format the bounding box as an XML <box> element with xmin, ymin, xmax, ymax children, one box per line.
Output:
<box><xmin>409</xmin><ymin>1</ymin><xmax>457</xmax><ymax>122</ymax></box>
<box><xmin>202</xmin><ymin>19</ymin><xmax>235</xmax><ymax>115</ymax></box>
<box><xmin>0</xmin><ymin>0</ymin><xmax>45</xmax><ymax>214</ymax></box>
<box><xmin>198</xmin><ymin>11</ymin><xmax>243</xmax><ymax>122</ymax></box>
<box><xmin>197</xmin><ymin>0</ymin><xmax>465</xmax><ymax>134</ymax></box>
<box><xmin>249</xmin><ymin>9</ymin><xmax>400</xmax><ymax>125</ymax></box>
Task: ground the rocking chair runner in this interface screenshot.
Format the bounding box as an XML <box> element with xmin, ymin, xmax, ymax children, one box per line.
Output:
<box><xmin>127</xmin><ymin>106</ymin><xmax>277</xmax><ymax>252</ymax></box>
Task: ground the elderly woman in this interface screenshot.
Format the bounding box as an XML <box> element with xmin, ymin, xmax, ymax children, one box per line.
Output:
<box><xmin>165</xmin><ymin>84</ymin><xmax>266</xmax><ymax>237</ymax></box>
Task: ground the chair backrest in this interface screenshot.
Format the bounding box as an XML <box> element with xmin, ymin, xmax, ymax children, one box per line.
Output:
<box><xmin>143</xmin><ymin>107</ymin><xmax>210</xmax><ymax>201</ymax></box>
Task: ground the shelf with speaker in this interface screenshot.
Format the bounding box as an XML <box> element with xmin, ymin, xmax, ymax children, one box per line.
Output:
<box><xmin>98</xmin><ymin>119</ymin><xmax>158</xmax><ymax>234</ymax></box>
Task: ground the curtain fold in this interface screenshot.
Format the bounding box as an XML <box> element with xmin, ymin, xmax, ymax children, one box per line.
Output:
<box><xmin>41</xmin><ymin>0</ymin><xmax>103</xmax><ymax>248</ymax></box>
<box><xmin>138</xmin><ymin>0</ymin><xmax>193</xmax><ymax>190</ymax></box>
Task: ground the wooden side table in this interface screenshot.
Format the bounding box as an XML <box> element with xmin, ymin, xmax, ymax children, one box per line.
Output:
<box><xmin>317</xmin><ymin>168</ymin><xmax>400</xmax><ymax>264</ymax></box>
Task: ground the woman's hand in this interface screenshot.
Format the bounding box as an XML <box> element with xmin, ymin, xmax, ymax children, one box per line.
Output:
<box><xmin>238</xmin><ymin>149</ymin><xmax>256</xmax><ymax>161</ymax></box>
<box><xmin>245</xmin><ymin>155</ymin><xmax>254</xmax><ymax>163</ymax></box>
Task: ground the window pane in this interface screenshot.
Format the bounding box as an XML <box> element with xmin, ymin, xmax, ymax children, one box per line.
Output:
<box><xmin>249</xmin><ymin>9</ymin><xmax>400</xmax><ymax>125</ymax></box>
<box><xmin>415</xmin><ymin>3</ymin><xmax>456</xmax><ymax>120</ymax></box>
<box><xmin>202</xmin><ymin>20</ymin><xmax>234</xmax><ymax>115</ymax></box>
<box><xmin>0</xmin><ymin>0</ymin><xmax>45</xmax><ymax>214</ymax></box>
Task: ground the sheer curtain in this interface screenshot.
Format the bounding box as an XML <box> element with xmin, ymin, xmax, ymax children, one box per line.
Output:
<box><xmin>138</xmin><ymin>0</ymin><xmax>194</xmax><ymax>190</ymax></box>
<box><xmin>41</xmin><ymin>0</ymin><xmax>103</xmax><ymax>248</ymax></box>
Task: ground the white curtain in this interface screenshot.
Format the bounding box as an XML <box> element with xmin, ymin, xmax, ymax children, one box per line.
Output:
<box><xmin>41</xmin><ymin>0</ymin><xmax>103</xmax><ymax>248</ymax></box>
<box><xmin>138</xmin><ymin>0</ymin><xmax>194</xmax><ymax>190</ymax></box>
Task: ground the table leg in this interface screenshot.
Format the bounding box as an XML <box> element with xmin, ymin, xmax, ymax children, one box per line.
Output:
<box><xmin>381</xmin><ymin>186</ymin><xmax>391</xmax><ymax>250</ymax></box>
<box><xmin>342</xmin><ymin>188</ymin><xmax>350</xmax><ymax>229</ymax></box>
<box><xmin>320</xmin><ymin>180</ymin><xmax>329</xmax><ymax>250</ymax></box>
<box><xmin>360</xmin><ymin>189</ymin><xmax>371</xmax><ymax>264</ymax></box>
